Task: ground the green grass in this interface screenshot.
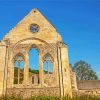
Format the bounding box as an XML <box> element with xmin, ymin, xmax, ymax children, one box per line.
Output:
<box><xmin>0</xmin><ymin>96</ymin><xmax>100</xmax><ymax>100</ymax></box>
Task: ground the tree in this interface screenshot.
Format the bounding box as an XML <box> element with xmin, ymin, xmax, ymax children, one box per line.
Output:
<box><xmin>72</xmin><ymin>60</ymin><xmax>98</xmax><ymax>80</ymax></box>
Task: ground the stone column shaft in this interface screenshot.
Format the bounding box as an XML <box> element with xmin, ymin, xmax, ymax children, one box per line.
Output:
<box><xmin>39</xmin><ymin>54</ymin><xmax>44</xmax><ymax>85</ymax></box>
<box><xmin>57</xmin><ymin>46</ymin><xmax>64</xmax><ymax>97</ymax></box>
<box><xmin>24</xmin><ymin>53</ymin><xmax>29</xmax><ymax>85</ymax></box>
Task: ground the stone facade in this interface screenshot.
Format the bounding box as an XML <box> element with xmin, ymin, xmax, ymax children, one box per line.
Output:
<box><xmin>0</xmin><ymin>9</ymin><xmax>75</xmax><ymax>97</ymax></box>
<box><xmin>77</xmin><ymin>80</ymin><xmax>100</xmax><ymax>96</ymax></box>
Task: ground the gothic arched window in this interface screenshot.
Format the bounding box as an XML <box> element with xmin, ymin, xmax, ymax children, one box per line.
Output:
<box><xmin>43</xmin><ymin>54</ymin><xmax>53</xmax><ymax>74</ymax></box>
<box><xmin>14</xmin><ymin>55</ymin><xmax>24</xmax><ymax>84</ymax></box>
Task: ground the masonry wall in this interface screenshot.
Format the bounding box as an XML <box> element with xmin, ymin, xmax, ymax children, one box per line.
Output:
<box><xmin>70</xmin><ymin>71</ymin><xmax>78</xmax><ymax>95</ymax></box>
<box><xmin>0</xmin><ymin>42</ymin><xmax>7</xmax><ymax>96</ymax></box>
<box><xmin>77</xmin><ymin>80</ymin><xmax>100</xmax><ymax>90</ymax></box>
<box><xmin>77</xmin><ymin>80</ymin><xmax>100</xmax><ymax>96</ymax></box>
<box><xmin>7</xmin><ymin>87</ymin><xmax>60</xmax><ymax>98</ymax></box>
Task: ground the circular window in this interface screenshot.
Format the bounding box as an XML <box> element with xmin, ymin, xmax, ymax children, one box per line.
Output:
<box><xmin>30</xmin><ymin>24</ymin><xmax>39</xmax><ymax>33</ymax></box>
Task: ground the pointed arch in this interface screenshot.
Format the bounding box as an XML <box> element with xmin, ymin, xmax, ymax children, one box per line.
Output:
<box><xmin>43</xmin><ymin>53</ymin><xmax>53</xmax><ymax>74</ymax></box>
<box><xmin>28</xmin><ymin>44</ymin><xmax>40</xmax><ymax>84</ymax></box>
<box><xmin>13</xmin><ymin>53</ymin><xmax>25</xmax><ymax>63</ymax></box>
<box><xmin>28</xmin><ymin>44</ymin><xmax>40</xmax><ymax>53</ymax></box>
<box><xmin>13</xmin><ymin>53</ymin><xmax>25</xmax><ymax>84</ymax></box>
<box><xmin>43</xmin><ymin>53</ymin><xmax>54</xmax><ymax>63</ymax></box>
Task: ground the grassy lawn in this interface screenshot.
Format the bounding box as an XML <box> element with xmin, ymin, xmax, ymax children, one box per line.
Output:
<box><xmin>0</xmin><ymin>96</ymin><xmax>100</xmax><ymax>100</ymax></box>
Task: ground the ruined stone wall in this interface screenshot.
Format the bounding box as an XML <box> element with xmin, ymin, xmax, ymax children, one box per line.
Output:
<box><xmin>78</xmin><ymin>89</ymin><xmax>100</xmax><ymax>96</ymax></box>
<box><xmin>70</xmin><ymin>68</ymin><xmax>78</xmax><ymax>96</ymax></box>
<box><xmin>77</xmin><ymin>80</ymin><xmax>100</xmax><ymax>90</ymax></box>
<box><xmin>0</xmin><ymin>9</ymin><xmax>73</xmax><ymax>97</ymax></box>
<box><xmin>77</xmin><ymin>80</ymin><xmax>100</xmax><ymax>96</ymax></box>
<box><xmin>7</xmin><ymin>87</ymin><xmax>60</xmax><ymax>98</ymax></box>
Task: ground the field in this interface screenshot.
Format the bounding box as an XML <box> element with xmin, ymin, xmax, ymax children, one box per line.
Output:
<box><xmin>0</xmin><ymin>96</ymin><xmax>100</xmax><ymax>100</ymax></box>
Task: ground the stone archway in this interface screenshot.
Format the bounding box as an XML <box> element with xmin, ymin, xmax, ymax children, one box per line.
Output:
<box><xmin>29</xmin><ymin>46</ymin><xmax>39</xmax><ymax>85</ymax></box>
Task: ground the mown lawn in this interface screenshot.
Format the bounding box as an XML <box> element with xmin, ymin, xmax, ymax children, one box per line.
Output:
<box><xmin>0</xmin><ymin>96</ymin><xmax>100</xmax><ymax>100</ymax></box>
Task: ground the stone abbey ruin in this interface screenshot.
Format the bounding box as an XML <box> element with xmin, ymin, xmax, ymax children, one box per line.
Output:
<box><xmin>0</xmin><ymin>9</ymin><xmax>77</xmax><ymax>97</ymax></box>
<box><xmin>0</xmin><ymin>9</ymin><xmax>100</xmax><ymax>98</ymax></box>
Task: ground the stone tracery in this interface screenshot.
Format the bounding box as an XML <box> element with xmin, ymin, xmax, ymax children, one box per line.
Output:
<box><xmin>14</xmin><ymin>54</ymin><xmax>24</xmax><ymax>84</ymax></box>
<box><xmin>12</xmin><ymin>39</ymin><xmax>56</xmax><ymax>87</ymax></box>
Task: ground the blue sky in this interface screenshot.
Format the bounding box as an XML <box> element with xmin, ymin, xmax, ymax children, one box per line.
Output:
<box><xmin>0</xmin><ymin>0</ymin><xmax>100</xmax><ymax>78</ymax></box>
